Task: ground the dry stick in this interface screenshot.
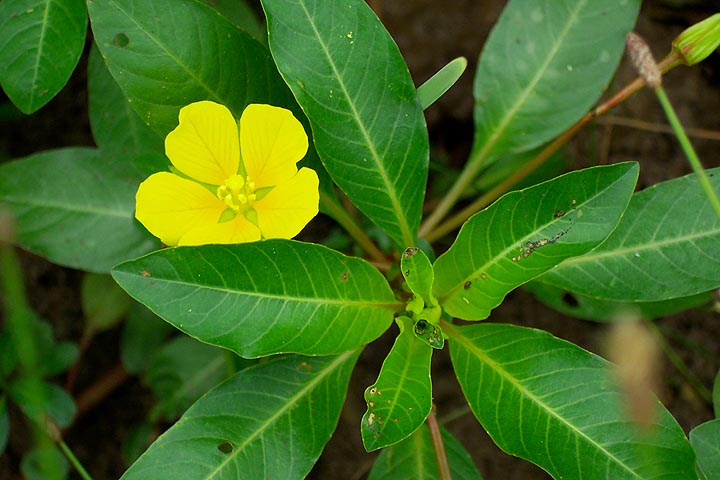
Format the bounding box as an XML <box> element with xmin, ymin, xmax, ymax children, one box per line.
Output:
<box><xmin>598</xmin><ymin>115</ymin><xmax>720</xmax><ymax>141</ymax></box>
<box><xmin>422</xmin><ymin>52</ymin><xmax>684</xmax><ymax>244</ymax></box>
<box><xmin>427</xmin><ymin>407</ymin><xmax>452</xmax><ymax>480</ymax></box>
<box><xmin>65</xmin><ymin>331</ymin><xmax>94</xmax><ymax>393</ymax></box>
<box><xmin>74</xmin><ymin>362</ymin><xmax>130</xmax><ymax>418</ymax></box>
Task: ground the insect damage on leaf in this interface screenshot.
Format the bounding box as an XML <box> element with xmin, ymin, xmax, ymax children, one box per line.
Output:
<box><xmin>511</xmin><ymin>225</ymin><xmax>573</xmax><ymax>262</ymax></box>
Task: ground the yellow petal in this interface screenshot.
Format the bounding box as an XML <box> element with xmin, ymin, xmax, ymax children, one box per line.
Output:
<box><xmin>240</xmin><ymin>104</ymin><xmax>309</xmax><ymax>188</ymax></box>
<box><xmin>254</xmin><ymin>167</ymin><xmax>319</xmax><ymax>239</ymax></box>
<box><xmin>135</xmin><ymin>172</ymin><xmax>225</xmax><ymax>247</ymax></box>
<box><xmin>179</xmin><ymin>216</ymin><xmax>261</xmax><ymax>246</ymax></box>
<box><xmin>165</xmin><ymin>101</ymin><xmax>240</xmax><ymax>185</ymax></box>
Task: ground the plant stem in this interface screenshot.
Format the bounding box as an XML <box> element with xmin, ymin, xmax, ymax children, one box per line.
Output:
<box><xmin>57</xmin><ymin>438</ymin><xmax>93</xmax><ymax>480</ymax></box>
<box><xmin>420</xmin><ymin>51</ymin><xmax>684</xmax><ymax>242</ymax></box>
<box><xmin>320</xmin><ymin>194</ymin><xmax>387</xmax><ymax>264</ymax></box>
<box><xmin>653</xmin><ymin>86</ymin><xmax>720</xmax><ymax>219</ymax></box>
<box><xmin>643</xmin><ymin>318</ymin><xmax>712</xmax><ymax>404</ymax></box>
<box><xmin>426</xmin><ymin>408</ymin><xmax>452</xmax><ymax>480</ymax></box>
<box><xmin>438</xmin><ymin>405</ymin><xmax>472</xmax><ymax>425</ymax></box>
<box><xmin>2</xmin><ymin>216</ymin><xmax>93</xmax><ymax>480</ymax></box>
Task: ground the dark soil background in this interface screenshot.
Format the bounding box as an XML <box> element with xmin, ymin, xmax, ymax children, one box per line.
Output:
<box><xmin>1</xmin><ymin>1</ymin><xmax>719</xmax><ymax>479</ymax></box>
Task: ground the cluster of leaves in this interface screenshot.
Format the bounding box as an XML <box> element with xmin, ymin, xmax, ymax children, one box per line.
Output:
<box><xmin>1</xmin><ymin>0</ymin><xmax>719</xmax><ymax>478</ymax></box>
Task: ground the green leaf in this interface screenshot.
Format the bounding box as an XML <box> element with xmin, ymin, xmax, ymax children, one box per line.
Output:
<box><xmin>524</xmin><ymin>281</ymin><xmax>714</xmax><ymax>322</ymax></box>
<box><xmin>87</xmin><ymin>43</ymin><xmax>163</xmax><ymax>161</ymax></box>
<box><xmin>197</xmin><ymin>0</ymin><xmax>265</xmax><ymax>42</ymax></box>
<box><xmin>412</xmin><ymin>319</ymin><xmax>445</xmax><ymax>350</ymax></box>
<box><xmin>261</xmin><ymin>0</ymin><xmax>429</xmax><ymax>249</ymax></box>
<box><xmin>26</xmin><ymin>316</ymin><xmax>77</xmax><ymax>378</ymax></box>
<box><xmin>368</xmin><ymin>424</ymin><xmax>482</xmax><ymax>480</ymax></box>
<box><xmin>0</xmin><ymin>0</ymin><xmax>88</xmax><ymax>113</ymax></box>
<box><xmin>433</xmin><ymin>163</ymin><xmax>639</xmax><ymax>320</ymax></box>
<box><xmin>40</xmin><ymin>341</ymin><xmax>76</xmax><ymax>378</ymax></box>
<box><xmin>0</xmin><ymin>148</ymin><xmax>160</xmax><ymax>273</ymax></box>
<box><xmin>120</xmin><ymin>303</ymin><xmax>173</xmax><ymax>375</ymax></box>
<box><xmin>121</xmin><ymin>351</ymin><xmax>359</xmax><ymax>480</ymax></box>
<box><xmin>690</xmin><ymin>419</ymin><xmax>720</xmax><ymax>480</ymax></box>
<box><xmin>2</xmin><ymin>312</ymin><xmax>76</xmax><ymax>378</ymax></box>
<box><xmin>81</xmin><ymin>272</ymin><xmax>132</xmax><ymax>333</ymax></box>
<box><xmin>362</xmin><ymin>317</ymin><xmax>433</xmax><ymax>451</ymax></box>
<box><xmin>112</xmin><ymin>240</ymin><xmax>400</xmax><ymax>358</ymax></box>
<box><xmin>714</xmin><ymin>370</ymin><xmax>720</xmax><ymax>418</ymax></box>
<box><xmin>538</xmin><ymin>167</ymin><xmax>720</xmax><ymax>301</ymax></box>
<box><xmin>472</xmin><ymin>0</ymin><xmax>640</xmax><ymax>161</ymax></box>
<box><xmin>21</xmin><ymin>445</ymin><xmax>68</xmax><ymax>480</ymax></box>
<box><xmin>401</xmin><ymin>247</ymin><xmax>436</xmax><ymax>308</ymax></box>
<box><xmin>474</xmin><ymin>148</ymin><xmax>569</xmax><ymax>193</ymax></box>
<box><xmin>417</xmin><ymin>57</ymin><xmax>467</xmax><ymax>110</ymax></box>
<box><xmin>0</xmin><ymin>396</ymin><xmax>9</xmax><ymax>454</ymax></box>
<box><xmin>88</xmin><ymin>0</ymin><xmax>293</xmax><ymax>136</ymax></box>
<box><xmin>146</xmin><ymin>336</ymin><xmax>230</xmax><ymax>421</ymax></box>
<box><xmin>448</xmin><ymin>322</ymin><xmax>697</xmax><ymax>479</ymax></box>
<box><xmin>9</xmin><ymin>378</ymin><xmax>76</xmax><ymax>428</ymax></box>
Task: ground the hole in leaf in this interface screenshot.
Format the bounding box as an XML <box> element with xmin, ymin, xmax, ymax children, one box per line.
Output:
<box><xmin>217</xmin><ymin>441</ymin><xmax>234</xmax><ymax>454</ymax></box>
<box><xmin>561</xmin><ymin>292</ymin><xmax>579</xmax><ymax>308</ymax></box>
<box><xmin>113</xmin><ymin>33</ymin><xmax>130</xmax><ymax>47</ymax></box>
<box><xmin>414</xmin><ymin>319</ymin><xmax>428</xmax><ymax>335</ymax></box>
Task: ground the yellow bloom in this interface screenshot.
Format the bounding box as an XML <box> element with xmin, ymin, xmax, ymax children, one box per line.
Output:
<box><xmin>135</xmin><ymin>101</ymin><xmax>319</xmax><ymax>246</ymax></box>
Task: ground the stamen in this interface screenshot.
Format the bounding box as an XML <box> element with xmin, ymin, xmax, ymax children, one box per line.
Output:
<box><xmin>216</xmin><ymin>174</ymin><xmax>257</xmax><ymax>213</ymax></box>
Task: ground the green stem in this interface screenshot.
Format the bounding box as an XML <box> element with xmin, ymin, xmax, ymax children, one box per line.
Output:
<box><xmin>58</xmin><ymin>438</ymin><xmax>93</xmax><ymax>480</ymax></box>
<box><xmin>653</xmin><ymin>86</ymin><xmax>720</xmax><ymax>219</ymax></box>
<box><xmin>320</xmin><ymin>194</ymin><xmax>387</xmax><ymax>264</ymax></box>
<box><xmin>0</xmin><ymin>223</ymin><xmax>39</xmax><ymax>374</ymax></box>
<box><xmin>419</xmin><ymin>141</ymin><xmax>491</xmax><ymax>239</ymax></box>
<box><xmin>643</xmin><ymin>318</ymin><xmax>712</xmax><ymax>404</ymax></box>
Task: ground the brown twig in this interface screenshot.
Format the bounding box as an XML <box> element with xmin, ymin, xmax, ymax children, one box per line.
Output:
<box><xmin>427</xmin><ymin>406</ymin><xmax>452</xmax><ymax>480</ymax></box>
<box><xmin>73</xmin><ymin>362</ymin><xmax>129</xmax><ymax>418</ymax></box>
<box><xmin>597</xmin><ymin>115</ymin><xmax>720</xmax><ymax>141</ymax></box>
<box><xmin>423</xmin><ymin>50</ymin><xmax>685</xmax><ymax>243</ymax></box>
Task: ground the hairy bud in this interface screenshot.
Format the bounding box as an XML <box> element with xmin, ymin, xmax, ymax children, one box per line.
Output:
<box><xmin>626</xmin><ymin>32</ymin><xmax>662</xmax><ymax>88</ymax></box>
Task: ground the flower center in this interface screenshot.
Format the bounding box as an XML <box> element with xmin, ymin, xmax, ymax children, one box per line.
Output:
<box><xmin>216</xmin><ymin>174</ymin><xmax>257</xmax><ymax>212</ymax></box>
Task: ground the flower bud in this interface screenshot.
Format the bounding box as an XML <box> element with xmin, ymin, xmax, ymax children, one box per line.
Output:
<box><xmin>672</xmin><ymin>13</ymin><xmax>720</xmax><ymax>66</ymax></box>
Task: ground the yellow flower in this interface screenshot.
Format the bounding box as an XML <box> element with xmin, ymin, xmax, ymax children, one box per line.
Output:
<box><xmin>135</xmin><ymin>101</ymin><xmax>319</xmax><ymax>246</ymax></box>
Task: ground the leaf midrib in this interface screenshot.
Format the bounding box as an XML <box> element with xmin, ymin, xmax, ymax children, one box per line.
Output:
<box><xmin>451</xmin><ymin>326</ymin><xmax>642</xmax><ymax>479</ymax></box>
<box><xmin>296</xmin><ymin>0</ymin><xmax>413</xmax><ymax>247</ymax></box>
<box><xmin>28</xmin><ymin>0</ymin><xmax>53</xmax><ymax>109</ymax></box>
<box><xmin>202</xmin><ymin>351</ymin><xmax>356</xmax><ymax>479</ymax></box>
<box><xmin>103</xmin><ymin>0</ymin><xmax>223</xmax><ymax>105</ymax></box>
<box><xmin>556</xmin><ymin>226</ymin><xmax>720</xmax><ymax>267</ymax></box>
<box><xmin>373</xmin><ymin>329</ymin><xmax>429</xmax><ymax>443</ymax></box>
<box><xmin>117</xmin><ymin>270</ymin><xmax>401</xmax><ymax>309</ymax></box>
<box><xmin>3</xmin><ymin>196</ymin><xmax>131</xmax><ymax>218</ymax></box>
<box><xmin>472</xmin><ymin>0</ymin><xmax>586</xmax><ymax>166</ymax></box>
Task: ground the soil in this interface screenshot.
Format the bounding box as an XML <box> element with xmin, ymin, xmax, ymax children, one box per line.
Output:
<box><xmin>1</xmin><ymin>1</ymin><xmax>718</xmax><ymax>479</ymax></box>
